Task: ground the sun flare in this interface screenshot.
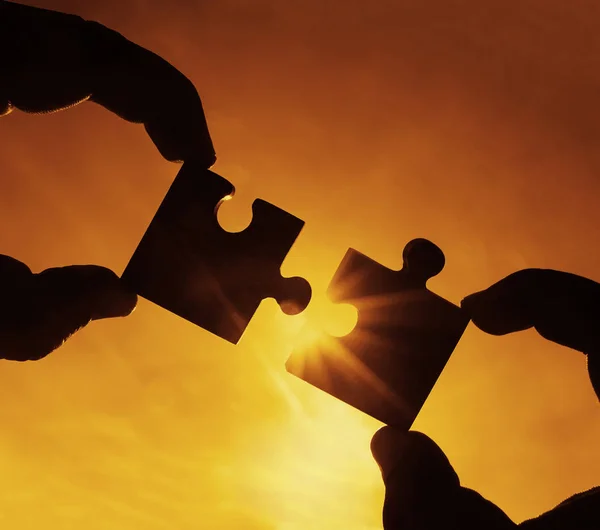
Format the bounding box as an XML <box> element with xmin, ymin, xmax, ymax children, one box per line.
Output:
<box><xmin>292</xmin><ymin>297</ymin><xmax>358</xmax><ymax>352</ymax></box>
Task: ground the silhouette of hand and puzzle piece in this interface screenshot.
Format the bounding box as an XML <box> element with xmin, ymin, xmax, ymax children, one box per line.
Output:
<box><xmin>286</xmin><ymin>239</ymin><xmax>470</xmax><ymax>428</ymax></box>
<box><xmin>122</xmin><ymin>163</ymin><xmax>312</xmax><ymax>344</ymax></box>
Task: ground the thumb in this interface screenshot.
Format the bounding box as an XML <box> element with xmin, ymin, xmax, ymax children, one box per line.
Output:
<box><xmin>371</xmin><ymin>427</ymin><xmax>516</xmax><ymax>530</ymax></box>
<box><xmin>0</xmin><ymin>264</ymin><xmax>137</xmax><ymax>361</ymax></box>
<box><xmin>371</xmin><ymin>428</ymin><xmax>460</xmax><ymax>508</ymax></box>
<box><xmin>37</xmin><ymin>265</ymin><xmax>137</xmax><ymax>321</ymax></box>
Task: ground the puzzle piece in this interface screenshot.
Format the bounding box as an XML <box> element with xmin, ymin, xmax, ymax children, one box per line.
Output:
<box><xmin>286</xmin><ymin>239</ymin><xmax>469</xmax><ymax>428</ymax></box>
<box><xmin>122</xmin><ymin>163</ymin><xmax>312</xmax><ymax>344</ymax></box>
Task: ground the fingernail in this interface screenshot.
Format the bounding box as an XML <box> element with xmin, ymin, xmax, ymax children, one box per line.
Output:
<box><xmin>114</xmin><ymin>289</ymin><xmax>138</xmax><ymax>317</ymax></box>
<box><xmin>371</xmin><ymin>426</ymin><xmax>410</xmax><ymax>482</ymax></box>
<box><xmin>460</xmin><ymin>292</ymin><xmax>479</xmax><ymax>309</ymax></box>
<box><xmin>461</xmin><ymin>291</ymin><xmax>488</xmax><ymax>318</ymax></box>
<box><xmin>90</xmin><ymin>285</ymin><xmax>138</xmax><ymax>319</ymax></box>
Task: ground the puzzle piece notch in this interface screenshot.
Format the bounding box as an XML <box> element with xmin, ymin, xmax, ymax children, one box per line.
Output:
<box><xmin>286</xmin><ymin>238</ymin><xmax>469</xmax><ymax>429</ymax></box>
<box><xmin>122</xmin><ymin>164</ymin><xmax>312</xmax><ymax>344</ymax></box>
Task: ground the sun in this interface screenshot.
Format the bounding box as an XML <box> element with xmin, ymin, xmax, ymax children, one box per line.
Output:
<box><xmin>291</xmin><ymin>297</ymin><xmax>358</xmax><ymax>352</ymax></box>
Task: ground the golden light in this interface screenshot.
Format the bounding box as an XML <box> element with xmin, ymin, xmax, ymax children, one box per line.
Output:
<box><xmin>1</xmin><ymin>1</ymin><xmax>599</xmax><ymax>528</ymax></box>
<box><xmin>291</xmin><ymin>297</ymin><xmax>358</xmax><ymax>352</ymax></box>
<box><xmin>241</xmin><ymin>398</ymin><xmax>383</xmax><ymax>530</ymax></box>
<box><xmin>215</xmin><ymin>288</ymin><xmax>384</xmax><ymax>529</ymax></box>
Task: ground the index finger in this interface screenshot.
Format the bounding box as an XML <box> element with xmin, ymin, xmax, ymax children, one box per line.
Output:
<box><xmin>2</xmin><ymin>1</ymin><xmax>215</xmax><ymax>165</ymax></box>
<box><xmin>461</xmin><ymin>269</ymin><xmax>600</xmax><ymax>356</ymax></box>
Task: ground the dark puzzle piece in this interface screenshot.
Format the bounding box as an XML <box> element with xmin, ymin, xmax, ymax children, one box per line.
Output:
<box><xmin>286</xmin><ymin>238</ymin><xmax>469</xmax><ymax>428</ymax></box>
<box><xmin>122</xmin><ymin>163</ymin><xmax>312</xmax><ymax>344</ymax></box>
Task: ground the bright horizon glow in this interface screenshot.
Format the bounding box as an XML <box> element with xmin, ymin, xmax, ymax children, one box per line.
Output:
<box><xmin>0</xmin><ymin>1</ymin><xmax>599</xmax><ymax>528</ymax></box>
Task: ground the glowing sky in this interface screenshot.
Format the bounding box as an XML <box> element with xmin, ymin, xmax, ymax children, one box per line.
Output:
<box><xmin>0</xmin><ymin>1</ymin><xmax>599</xmax><ymax>528</ymax></box>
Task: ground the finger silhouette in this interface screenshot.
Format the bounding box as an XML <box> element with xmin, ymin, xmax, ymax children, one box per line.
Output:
<box><xmin>462</xmin><ymin>269</ymin><xmax>600</xmax><ymax>398</ymax></box>
<box><xmin>3</xmin><ymin>1</ymin><xmax>215</xmax><ymax>166</ymax></box>
<box><xmin>0</xmin><ymin>255</ymin><xmax>136</xmax><ymax>361</ymax></box>
<box><xmin>462</xmin><ymin>269</ymin><xmax>600</xmax><ymax>354</ymax></box>
<box><xmin>371</xmin><ymin>427</ymin><xmax>516</xmax><ymax>530</ymax></box>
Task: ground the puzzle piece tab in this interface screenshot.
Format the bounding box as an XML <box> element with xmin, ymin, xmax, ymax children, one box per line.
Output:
<box><xmin>286</xmin><ymin>239</ymin><xmax>469</xmax><ymax>428</ymax></box>
<box><xmin>122</xmin><ymin>163</ymin><xmax>312</xmax><ymax>344</ymax></box>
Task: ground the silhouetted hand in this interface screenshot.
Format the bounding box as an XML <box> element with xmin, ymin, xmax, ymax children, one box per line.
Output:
<box><xmin>463</xmin><ymin>268</ymin><xmax>600</xmax><ymax>397</ymax></box>
<box><xmin>371</xmin><ymin>268</ymin><xmax>600</xmax><ymax>529</ymax></box>
<box><xmin>1</xmin><ymin>0</ymin><xmax>216</xmax><ymax>166</ymax></box>
<box><xmin>0</xmin><ymin>256</ymin><xmax>136</xmax><ymax>361</ymax></box>
<box><xmin>0</xmin><ymin>1</ymin><xmax>217</xmax><ymax>359</ymax></box>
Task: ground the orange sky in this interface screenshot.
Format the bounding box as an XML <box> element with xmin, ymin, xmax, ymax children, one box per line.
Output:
<box><xmin>1</xmin><ymin>1</ymin><xmax>599</xmax><ymax>528</ymax></box>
